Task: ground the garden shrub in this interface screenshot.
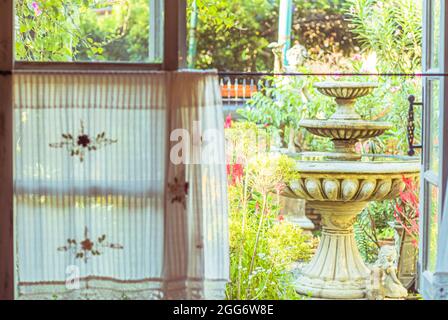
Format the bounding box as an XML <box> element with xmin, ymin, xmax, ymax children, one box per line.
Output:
<box><xmin>225</xmin><ymin>148</ymin><xmax>314</xmax><ymax>300</ymax></box>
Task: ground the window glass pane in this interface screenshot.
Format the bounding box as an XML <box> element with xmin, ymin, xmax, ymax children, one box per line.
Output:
<box><xmin>429</xmin><ymin>0</ymin><xmax>441</xmax><ymax>69</ymax></box>
<box><xmin>186</xmin><ymin>0</ymin><xmax>422</xmax><ymax>73</ymax></box>
<box><xmin>428</xmin><ymin>79</ymin><xmax>440</xmax><ymax>172</ymax></box>
<box><xmin>427</xmin><ymin>183</ymin><xmax>439</xmax><ymax>272</ymax></box>
<box><xmin>15</xmin><ymin>0</ymin><xmax>163</xmax><ymax>63</ymax></box>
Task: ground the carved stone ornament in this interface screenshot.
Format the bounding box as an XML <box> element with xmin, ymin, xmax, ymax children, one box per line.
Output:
<box><xmin>373</xmin><ymin>245</ymin><xmax>408</xmax><ymax>299</ymax></box>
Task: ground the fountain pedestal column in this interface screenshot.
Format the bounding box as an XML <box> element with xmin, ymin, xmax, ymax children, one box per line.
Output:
<box><xmin>295</xmin><ymin>201</ymin><xmax>371</xmax><ymax>299</ymax></box>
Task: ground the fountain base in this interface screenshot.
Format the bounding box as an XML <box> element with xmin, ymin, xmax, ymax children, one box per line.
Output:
<box><xmin>295</xmin><ymin>201</ymin><xmax>371</xmax><ymax>299</ymax></box>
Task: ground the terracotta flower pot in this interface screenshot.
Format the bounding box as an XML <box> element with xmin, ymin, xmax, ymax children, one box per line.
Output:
<box><xmin>378</xmin><ymin>238</ymin><xmax>395</xmax><ymax>247</ymax></box>
<box><xmin>220</xmin><ymin>84</ymin><xmax>257</xmax><ymax>98</ymax></box>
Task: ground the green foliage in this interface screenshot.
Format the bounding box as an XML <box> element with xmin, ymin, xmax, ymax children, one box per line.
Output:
<box><xmin>293</xmin><ymin>0</ymin><xmax>358</xmax><ymax>58</ymax></box>
<box><xmin>354</xmin><ymin>200</ymin><xmax>395</xmax><ymax>263</ymax></box>
<box><xmin>192</xmin><ymin>0</ymin><xmax>278</xmax><ymax>71</ymax></box>
<box><xmin>238</xmin><ymin>73</ymin><xmax>336</xmax><ymax>151</ymax></box>
<box><xmin>341</xmin><ymin>0</ymin><xmax>423</xmax><ymax>153</ymax></box>
<box><xmin>358</xmin><ymin>77</ymin><xmax>422</xmax><ymax>154</ymax></box>
<box><xmin>346</xmin><ymin>0</ymin><xmax>422</xmax><ymax>73</ymax></box>
<box><xmin>190</xmin><ymin>0</ymin><xmax>356</xmax><ymax>71</ymax></box>
<box><xmin>16</xmin><ymin>0</ymin><xmax>151</xmax><ymax>62</ymax></box>
<box><xmin>226</xmin><ymin>153</ymin><xmax>313</xmax><ymax>300</ymax></box>
<box><xmin>77</xmin><ymin>0</ymin><xmax>151</xmax><ymax>62</ymax></box>
<box><xmin>227</xmin><ymin>189</ymin><xmax>312</xmax><ymax>299</ymax></box>
<box><xmin>240</xmin><ymin>75</ymin><xmax>316</xmax><ymax>130</ymax></box>
<box><xmin>225</xmin><ymin>121</ymin><xmax>271</xmax><ymax>162</ymax></box>
<box><xmin>246</xmin><ymin>154</ymin><xmax>300</xmax><ymax>193</ymax></box>
<box><xmin>16</xmin><ymin>0</ymin><xmax>89</xmax><ymax>61</ymax></box>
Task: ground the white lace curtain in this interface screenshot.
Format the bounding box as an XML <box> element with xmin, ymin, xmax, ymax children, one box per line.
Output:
<box><xmin>13</xmin><ymin>70</ymin><xmax>229</xmax><ymax>300</ymax></box>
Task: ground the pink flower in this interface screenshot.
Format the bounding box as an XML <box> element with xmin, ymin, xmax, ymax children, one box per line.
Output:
<box><xmin>353</xmin><ymin>54</ymin><xmax>362</xmax><ymax>61</ymax></box>
<box><xmin>32</xmin><ymin>1</ymin><xmax>42</xmax><ymax>16</ymax></box>
<box><xmin>277</xmin><ymin>215</ymin><xmax>285</xmax><ymax>223</ymax></box>
<box><xmin>274</xmin><ymin>182</ymin><xmax>285</xmax><ymax>194</ymax></box>
<box><xmin>224</xmin><ymin>114</ymin><xmax>232</xmax><ymax>129</ymax></box>
<box><xmin>390</xmin><ymin>86</ymin><xmax>400</xmax><ymax>93</ymax></box>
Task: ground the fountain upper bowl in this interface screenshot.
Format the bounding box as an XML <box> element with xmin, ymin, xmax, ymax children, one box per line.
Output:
<box><xmin>299</xmin><ymin>119</ymin><xmax>392</xmax><ymax>140</ymax></box>
<box><xmin>314</xmin><ymin>81</ymin><xmax>378</xmax><ymax>100</ymax></box>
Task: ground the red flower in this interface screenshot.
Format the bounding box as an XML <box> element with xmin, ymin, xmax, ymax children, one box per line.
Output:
<box><xmin>277</xmin><ymin>215</ymin><xmax>285</xmax><ymax>222</ymax></box>
<box><xmin>394</xmin><ymin>176</ymin><xmax>419</xmax><ymax>246</ymax></box>
<box><xmin>77</xmin><ymin>134</ymin><xmax>91</xmax><ymax>147</ymax></box>
<box><xmin>226</xmin><ymin>163</ymin><xmax>244</xmax><ymax>185</ymax></box>
<box><xmin>233</xmin><ymin>163</ymin><xmax>243</xmax><ymax>179</ymax></box>
<box><xmin>224</xmin><ymin>114</ymin><xmax>232</xmax><ymax>129</ymax></box>
<box><xmin>81</xmin><ymin>239</ymin><xmax>94</xmax><ymax>251</ymax></box>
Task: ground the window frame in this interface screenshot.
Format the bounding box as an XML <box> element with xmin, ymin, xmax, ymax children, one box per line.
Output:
<box><xmin>419</xmin><ymin>0</ymin><xmax>448</xmax><ymax>299</ymax></box>
<box><xmin>0</xmin><ymin>0</ymin><xmax>187</xmax><ymax>300</ymax></box>
<box><xmin>10</xmin><ymin>0</ymin><xmax>186</xmax><ymax>71</ymax></box>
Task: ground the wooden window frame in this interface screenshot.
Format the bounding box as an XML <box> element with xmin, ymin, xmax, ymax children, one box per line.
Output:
<box><xmin>0</xmin><ymin>0</ymin><xmax>187</xmax><ymax>300</ymax></box>
<box><xmin>8</xmin><ymin>0</ymin><xmax>186</xmax><ymax>72</ymax></box>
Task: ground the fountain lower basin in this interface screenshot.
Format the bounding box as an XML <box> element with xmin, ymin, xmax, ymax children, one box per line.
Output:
<box><xmin>282</xmin><ymin>157</ymin><xmax>420</xmax><ymax>299</ymax></box>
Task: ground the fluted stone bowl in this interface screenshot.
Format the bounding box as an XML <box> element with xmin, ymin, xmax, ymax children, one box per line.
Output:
<box><xmin>281</xmin><ymin>156</ymin><xmax>419</xmax><ymax>299</ymax></box>
<box><xmin>314</xmin><ymin>82</ymin><xmax>378</xmax><ymax>100</ymax></box>
<box><xmin>299</xmin><ymin>119</ymin><xmax>392</xmax><ymax>141</ymax></box>
<box><xmin>282</xmin><ymin>160</ymin><xmax>420</xmax><ymax>202</ymax></box>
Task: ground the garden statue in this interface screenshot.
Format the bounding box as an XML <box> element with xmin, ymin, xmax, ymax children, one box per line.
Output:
<box><xmin>286</xmin><ymin>43</ymin><xmax>308</xmax><ymax>71</ymax></box>
<box><xmin>268</xmin><ymin>42</ymin><xmax>315</xmax><ymax>233</ymax></box>
<box><xmin>375</xmin><ymin>245</ymin><xmax>408</xmax><ymax>299</ymax></box>
<box><xmin>366</xmin><ymin>266</ymin><xmax>385</xmax><ymax>300</ymax></box>
<box><xmin>268</xmin><ymin>42</ymin><xmax>286</xmax><ymax>73</ymax></box>
<box><xmin>281</xmin><ymin>81</ymin><xmax>420</xmax><ymax>299</ymax></box>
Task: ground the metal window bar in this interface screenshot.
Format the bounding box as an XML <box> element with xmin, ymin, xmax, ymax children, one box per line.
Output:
<box><xmin>407</xmin><ymin>95</ymin><xmax>423</xmax><ymax>156</ymax></box>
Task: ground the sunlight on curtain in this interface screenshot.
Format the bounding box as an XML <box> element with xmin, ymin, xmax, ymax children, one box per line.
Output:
<box><xmin>13</xmin><ymin>70</ymin><xmax>228</xmax><ymax>300</ymax></box>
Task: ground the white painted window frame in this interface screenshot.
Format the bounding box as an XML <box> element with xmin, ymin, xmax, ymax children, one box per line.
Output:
<box><xmin>419</xmin><ymin>0</ymin><xmax>448</xmax><ymax>300</ymax></box>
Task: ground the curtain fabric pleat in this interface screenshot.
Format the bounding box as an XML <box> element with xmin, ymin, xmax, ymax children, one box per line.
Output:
<box><xmin>12</xmin><ymin>70</ymin><xmax>229</xmax><ymax>300</ymax></box>
<box><xmin>164</xmin><ymin>71</ymin><xmax>229</xmax><ymax>299</ymax></box>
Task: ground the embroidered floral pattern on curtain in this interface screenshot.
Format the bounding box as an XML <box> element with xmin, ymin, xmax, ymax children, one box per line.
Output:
<box><xmin>13</xmin><ymin>70</ymin><xmax>229</xmax><ymax>300</ymax></box>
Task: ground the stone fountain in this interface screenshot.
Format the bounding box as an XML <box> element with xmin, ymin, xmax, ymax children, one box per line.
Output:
<box><xmin>282</xmin><ymin>82</ymin><xmax>420</xmax><ymax>299</ymax></box>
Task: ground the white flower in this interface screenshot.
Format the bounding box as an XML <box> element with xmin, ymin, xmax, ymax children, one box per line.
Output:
<box><xmin>360</xmin><ymin>52</ymin><xmax>378</xmax><ymax>73</ymax></box>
